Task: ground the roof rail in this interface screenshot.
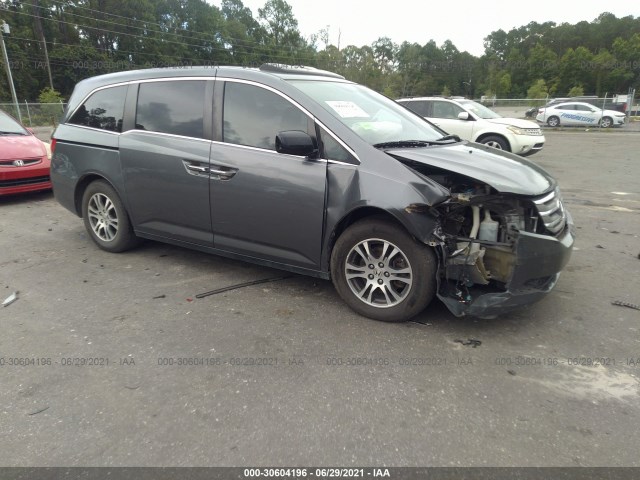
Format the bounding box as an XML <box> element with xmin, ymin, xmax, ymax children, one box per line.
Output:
<box><xmin>259</xmin><ymin>63</ymin><xmax>344</xmax><ymax>79</ymax></box>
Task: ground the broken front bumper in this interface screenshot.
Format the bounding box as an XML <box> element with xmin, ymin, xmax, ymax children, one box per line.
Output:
<box><xmin>439</xmin><ymin>212</ymin><xmax>575</xmax><ymax>318</ymax></box>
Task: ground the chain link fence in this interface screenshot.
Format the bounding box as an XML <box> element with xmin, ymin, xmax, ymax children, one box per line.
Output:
<box><xmin>476</xmin><ymin>92</ymin><xmax>638</xmax><ymax>119</ymax></box>
<box><xmin>0</xmin><ymin>101</ymin><xmax>67</xmax><ymax>127</ymax></box>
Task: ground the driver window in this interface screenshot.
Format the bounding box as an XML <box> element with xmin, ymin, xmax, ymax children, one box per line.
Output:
<box><xmin>432</xmin><ymin>101</ymin><xmax>464</xmax><ymax>119</ymax></box>
<box><xmin>223</xmin><ymin>82</ymin><xmax>308</xmax><ymax>150</ymax></box>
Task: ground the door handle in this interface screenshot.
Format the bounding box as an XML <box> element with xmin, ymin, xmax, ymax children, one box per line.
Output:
<box><xmin>186</xmin><ymin>164</ymin><xmax>209</xmax><ymax>173</ymax></box>
<box><xmin>182</xmin><ymin>159</ymin><xmax>209</xmax><ymax>178</ymax></box>
<box><xmin>182</xmin><ymin>160</ymin><xmax>210</xmax><ymax>177</ymax></box>
<box><xmin>209</xmin><ymin>165</ymin><xmax>238</xmax><ymax>180</ymax></box>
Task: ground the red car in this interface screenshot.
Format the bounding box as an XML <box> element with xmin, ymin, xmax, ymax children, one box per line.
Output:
<box><xmin>0</xmin><ymin>109</ymin><xmax>51</xmax><ymax>195</ymax></box>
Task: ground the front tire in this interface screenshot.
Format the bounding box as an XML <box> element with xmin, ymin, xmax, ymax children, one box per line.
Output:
<box><xmin>547</xmin><ymin>116</ymin><xmax>560</xmax><ymax>127</ymax></box>
<box><xmin>81</xmin><ymin>180</ymin><xmax>139</xmax><ymax>253</ymax></box>
<box><xmin>600</xmin><ymin>116</ymin><xmax>613</xmax><ymax>128</ymax></box>
<box><xmin>330</xmin><ymin>219</ymin><xmax>437</xmax><ymax>322</ymax></box>
<box><xmin>480</xmin><ymin>135</ymin><xmax>509</xmax><ymax>151</ymax></box>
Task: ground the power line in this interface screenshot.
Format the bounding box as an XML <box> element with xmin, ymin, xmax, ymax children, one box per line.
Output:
<box><xmin>7</xmin><ymin>34</ymin><xmax>216</xmax><ymax>64</ymax></box>
<box><xmin>22</xmin><ymin>0</ymin><xmax>309</xmax><ymax>54</ymax></box>
<box><xmin>7</xmin><ymin>8</ymin><xmax>319</xmax><ymax>64</ymax></box>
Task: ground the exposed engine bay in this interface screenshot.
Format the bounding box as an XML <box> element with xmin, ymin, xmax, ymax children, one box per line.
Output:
<box><xmin>399</xmin><ymin>159</ymin><xmax>569</xmax><ymax>316</ymax></box>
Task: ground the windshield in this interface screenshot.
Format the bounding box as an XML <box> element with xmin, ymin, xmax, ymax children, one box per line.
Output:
<box><xmin>457</xmin><ymin>100</ymin><xmax>501</xmax><ymax>119</ymax></box>
<box><xmin>289</xmin><ymin>80</ymin><xmax>444</xmax><ymax>145</ymax></box>
<box><xmin>0</xmin><ymin>110</ymin><xmax>28</xmax><ymax>135</ymax></box>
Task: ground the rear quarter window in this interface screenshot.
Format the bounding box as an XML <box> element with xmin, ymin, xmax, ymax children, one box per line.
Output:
<box><xmin>68</xmin><ymin>85</ymin><xmax>127</xmax><ymax>132</ymax></box>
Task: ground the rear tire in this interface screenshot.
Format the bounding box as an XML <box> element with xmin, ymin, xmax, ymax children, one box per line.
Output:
<box><xmin>81</xmin><ymin>180</ymin><xmax>139</xmax><ymax>253</ymax></box>
<box><xmin>330</xmin><ymin>219</ymin><xmax>437</xmax><ymax>322</ymax></box>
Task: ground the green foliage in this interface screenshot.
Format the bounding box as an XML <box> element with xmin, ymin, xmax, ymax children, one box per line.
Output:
<box><xmin>0</xmin><ymin>2</ymin><xmax>638</xmax><ymax>103</ymax></box>
<box><xmin>38</xmin><ymin>87</ymin><xmax>63</xmax><ymax>103</ymax></box>
<box><xmin>567</xmin><ymin>85</ymin><xmax>584</xmax><ymax>97</ymax></box>
<box><xmin>527</xmin><ymin>79</ymin><xmax>548</xmax><ymax>99</ymax></box>
<box><xmin>441</xmin><ymin>85</ymin><xmax>451</xmax><ymax>97</ymax></box>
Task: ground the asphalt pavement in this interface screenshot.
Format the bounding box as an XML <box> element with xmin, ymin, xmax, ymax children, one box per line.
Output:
<box><xmin>1</xmin><ymin>131</ymin><xmax>639</xmax><ymax>467</ymax></box>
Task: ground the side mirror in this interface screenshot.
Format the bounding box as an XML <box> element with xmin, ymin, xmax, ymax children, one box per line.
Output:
<box><xmin>276</xmin><ymin>130</ymin><xmax>317</xmax><ymax>157</ymax></box>
<box><xmin>457</xmin><ymin>111</ymin><xmax>470</xmax><ymax>120</ymax></box>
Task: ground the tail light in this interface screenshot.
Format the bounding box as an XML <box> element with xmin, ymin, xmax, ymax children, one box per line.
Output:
<box><xmin>50</xmin><ymin>138</ymin><xmax>56</xmax><ymax>154</ymax></box>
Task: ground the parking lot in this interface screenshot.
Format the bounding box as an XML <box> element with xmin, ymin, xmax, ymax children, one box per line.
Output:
<box><xmin>1</xmin><ymin>130</ymin><xmax>639</xmax><ymax>467</ymax></box>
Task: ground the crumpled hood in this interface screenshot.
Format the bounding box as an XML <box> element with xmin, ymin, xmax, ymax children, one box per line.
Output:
<box><xmin>485</xmin><ymin>117</ymin><xmax>541</xmax><ymax>129</ymax></box>
<box><xmin>0</xmin><ymin>135</ymin><xmax>47</xmax><ymax>161</ymax></box>
<box><xmin>389</xmin><ymin>143</ymin><xmax>555</xmax><ymax>196</ymax></box>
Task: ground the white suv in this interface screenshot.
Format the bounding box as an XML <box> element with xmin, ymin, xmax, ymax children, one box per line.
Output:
<box><xmin>397</xmin><ymin>97</ymin><xmax>545</xmax><ymax>156</ymax></box>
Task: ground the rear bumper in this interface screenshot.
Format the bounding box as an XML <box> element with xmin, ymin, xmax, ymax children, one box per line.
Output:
<box><xmin>439</xmin><ymin>212</ymin><xmax>575</xmax><ymax>317</ymax></box>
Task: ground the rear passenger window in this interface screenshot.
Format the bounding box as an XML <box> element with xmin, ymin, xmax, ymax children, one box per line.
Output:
<box><xmin>68</xmin><ymin>85</ymin><xmax>127</xmax><ymax>132</ymax></box>
<box><xmin>403</xmin><ymin>101</ymin><xmax>429</xmax><ymax>117</ymax></box>
<box><xmin>136</xmin><ymin>80</ymin><xmax>206</xmax><ymax>139</ymax></box>
<box><xmin>223</xmin><ymin>82</ymin><xmax>307</xmax><ymax>150</ymax></box>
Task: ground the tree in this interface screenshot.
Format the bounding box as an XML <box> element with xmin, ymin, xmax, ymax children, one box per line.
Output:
<box><xmin>221</xmin><ymin>0</ymin><xmax>264</xmax><ymax>64</ymax></box>
<box><xmin>567</xmin><ymin>85</ymin><xmax>584</xmax><ymax>97</ymax></box>
<box><xmin>497</xmin><ymin>72</ymin><xmax>512</xmax><ymax>96</ymax></box>
<box><xmin>258</xmin><ymin>0</ymin><xmax>300</xmax><ymax>47</ymax></box>
<box><xmin>527</xmin><ymin>79</ymin><xmax>549</xmax><ymax>100</ymax></box>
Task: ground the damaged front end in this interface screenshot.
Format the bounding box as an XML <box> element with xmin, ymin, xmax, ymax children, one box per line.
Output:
<box><xmin>400</xmin><ymin>157</ymin><xmax>575</xmax><ymax>318</ymax></box>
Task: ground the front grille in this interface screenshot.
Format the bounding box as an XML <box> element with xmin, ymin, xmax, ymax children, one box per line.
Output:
<box><xmin>533</xmin><ymin>189</ymin><xmax>566</xmax><ymax>235</ymax></box>
<box><xmin>0</xmin><ymin>175</ymin><xmax>50</xmax><ymax>188</ymax></box>
<box><xmin>0</xmin><ymin>158</ymin><xmax>42</xmax><ymax>167</ymax></box>
<box><xmin>523</xmin><ymin>128</ymin><xmax>543</xmax><ymax>136</ymax></box>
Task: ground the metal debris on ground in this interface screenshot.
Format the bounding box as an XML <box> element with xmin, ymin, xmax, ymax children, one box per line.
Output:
<box><xmin>27</xmin><ymin>406</ymin><xmax>49</xmax><ymax>416</ymax></box>
<box><xmin>410</xmin><ymin>319</ymin><xmax>432</xmax><ymax>326</ymax></box>
<box><xmin>2</xmin><ymin>291</ymin><xmax>19</xmax><ymax>307</ymax></box>
<box><xmin>454</xmin><ymin>338</ymin><xmax>482</xmax><ymax>348</ymax></box>
<box><xmin>611</xmin><ymin>300</ymin><xmax>640</xmax><ymax>311</ymax></box>
<box><xmin>196</xmin><ymin>275</ymin><xmax>294</xmax><ymax>299</ymax></box>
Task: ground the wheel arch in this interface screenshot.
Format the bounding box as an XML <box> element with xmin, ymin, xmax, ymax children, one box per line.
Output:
<box><xmin>325</xmin><ymin>206</ymin><xmax>435</xmax><ymax>275</ymax></box>
<box><xmin>74</xmin><ymin>174</ymin><xmax>119</xmax><ymax>216</ymax></box>
<box><xmin>475</xmin><ymin>132</ymin><xmax>511</xmax><ymax>151</ymax></box>
<box><xmin>600</xmin><ymin>116</ymin><xmax>613</xmax><ymax>127</ymax></box>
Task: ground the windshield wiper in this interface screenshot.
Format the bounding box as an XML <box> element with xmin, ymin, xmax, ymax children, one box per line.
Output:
<box><xmin>373</xmin><ymin>140</ymin><xmax>431</xmax><ymax>149</ymax></box>
<box><xmin>0</xmin><ymin>131</ymin><xmax>25</xmax><ymax>135</ymax></box>
<box><xmin>435</xmin><ymin>134</ymin><xmax>461</xmax><ymax>143</ymax></box>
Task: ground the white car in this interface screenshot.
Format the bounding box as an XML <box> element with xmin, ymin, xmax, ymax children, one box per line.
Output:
<box><xmin>536</xmin><ymin>101</ymin><xmax>626</xmax><ymax>128</ymax></box>
<box><xmin>397</xmin><ymin>97</ymin><xmax>545</xmax><ymax>156</ymax></box>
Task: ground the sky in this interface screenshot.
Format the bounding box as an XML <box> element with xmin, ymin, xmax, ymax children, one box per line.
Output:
<box><xmin>212</xmin><ymin>0</ymin><xmax>639</xmax><ymax>56</ymax></box>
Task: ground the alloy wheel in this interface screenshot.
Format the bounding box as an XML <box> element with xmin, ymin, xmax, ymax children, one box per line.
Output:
<box><xmin>87</xmin><ymin>193</ymin><xmax>119</xmax><ymax>242</ymax></box>
<box><xmin>344</xmin><ymin>238</ymin><xmax>413</xmax><ymax>308</ymax></box>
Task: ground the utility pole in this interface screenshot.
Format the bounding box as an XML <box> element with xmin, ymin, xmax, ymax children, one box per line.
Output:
<box><xmin>0</xmin><ymin>20</ymin><xmax>21</xmax><ymax>122</ymax></box>
<box><xmin>32</xmin><ymin>0</ymin><xmax>54</xmax><ymax>90</ymax></box>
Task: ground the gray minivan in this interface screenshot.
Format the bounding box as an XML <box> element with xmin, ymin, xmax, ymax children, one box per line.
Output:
<box><xmin>51</xmin><ymin>64</ymin><xmax>574</xmax><ymax>322</ymax></box>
